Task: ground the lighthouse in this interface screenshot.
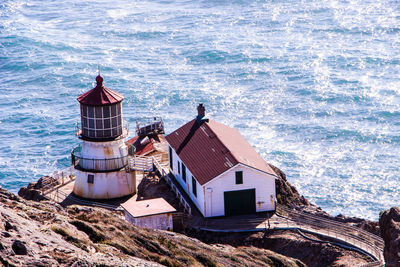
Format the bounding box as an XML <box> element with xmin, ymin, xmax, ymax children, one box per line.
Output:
<box><xmin>71</xmin><ymin>74</ymin><xmax>136</xmax><ymax>199</ymax></box>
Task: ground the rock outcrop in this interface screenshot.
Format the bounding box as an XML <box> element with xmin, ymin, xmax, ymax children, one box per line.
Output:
<box><xmin>270</xmin><ymin>164</ymin><xmax>310</xmax><ymax>207</ymax></box>
<box><xmin>379</xmin><ymin>207</ymin><xmax>400</xmax><ymax>266</ymax></box>
<box><xmin>188</xmin><ymin>229</ymin><xmax>371</xmax><ymax>267</ymax></box>
<box><xmin>335</xmin><ymin>214</ymin><xmax>380</xmax><ymax>236</ymax></box>
<box><xmin>17</xmin><ymin>175</ymin><xmax>56</xmax><ymax>201</ymax></box>
<box><xmin>271</xmin><ymin>164</ymin><xmax>382</xmax><ymax>238</ymax></box>
<box><xmin>0</xmin><ymin>187</ymin><xmax>305</xmax><ymax>266</ymax></box>
<box><xmin>14</xmin><ymin>165</ymin><xmax>384</xmax><ymax>266</ymax></box>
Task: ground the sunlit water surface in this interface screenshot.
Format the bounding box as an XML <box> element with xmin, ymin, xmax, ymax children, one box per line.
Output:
<box><xmin>1</xmin><ymin>0</ymin><xmax>400</xmax><ymax>220</ymax></box>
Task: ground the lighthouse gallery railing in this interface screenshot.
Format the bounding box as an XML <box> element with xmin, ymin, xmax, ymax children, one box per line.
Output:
<box><xmin>71</xmin><ymin>144</ymin><xmax>135</xmax><ymax>172</ymax></box>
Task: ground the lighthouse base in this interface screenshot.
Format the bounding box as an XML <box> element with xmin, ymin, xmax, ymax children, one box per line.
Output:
<box><xmin>73</xmin><ymin>169</ymin><xmax>136</xmax><ymax>199</ymax></box>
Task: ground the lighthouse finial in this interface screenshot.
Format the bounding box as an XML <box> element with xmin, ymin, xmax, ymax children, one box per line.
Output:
<box><xmin>95</xmin><ymin>66</ymin><xmax>103</xmax><ymax>87</ymax></box>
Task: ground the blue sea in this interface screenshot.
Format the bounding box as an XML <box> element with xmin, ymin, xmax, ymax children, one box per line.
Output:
<box><xmin>1</xmin><ymin>0</ymin><xmax>399</xmax><ymax>220</ymax></box>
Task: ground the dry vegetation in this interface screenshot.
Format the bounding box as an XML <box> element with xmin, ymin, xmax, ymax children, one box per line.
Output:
<box><xmin>0</xmin><ymin>188</ymin><xmax>304</xmax><ymax>266</ymax></box>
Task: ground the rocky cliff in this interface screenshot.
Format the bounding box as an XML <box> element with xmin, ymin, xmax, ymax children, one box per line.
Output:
<box><xmin>270</xmin><ymin>164</ymin><xmax>310</xmax><ymax>208</ymax></box>
<box><xmin>0</xmin><ymin>187</ymin><xmax>306</xmax><ymax>266</ymax></box>
<box><xmin>13</xmin><ymin>164</ymin><xmax>386</xmax><ymax>266</ymax></box>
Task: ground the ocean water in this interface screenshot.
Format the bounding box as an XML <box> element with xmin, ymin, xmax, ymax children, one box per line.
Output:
<box><xmin>1</xmin><ymin>0</ymin><xmax>399</xmax><ymax>220</ymax></box>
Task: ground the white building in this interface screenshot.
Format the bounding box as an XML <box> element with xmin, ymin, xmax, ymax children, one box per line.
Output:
<box><xmin>166</xmin><ymin>104</ymin><xmax>277</xmax><ymax>217</ymax></box>
<box><xmin>121</xmin><ymin>197</ymin><xmax>176</xmax><ymax>231</ymax></box>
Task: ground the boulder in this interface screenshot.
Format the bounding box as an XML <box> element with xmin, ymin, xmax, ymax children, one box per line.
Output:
<box><xmin>12</xmin><ymin>240</ymin><xmax>27</xmax><ymax>255</ymax></box>
<box><xmin>4</xmin><ymin>221</ymin><xmax>16</xmax><ymax>232</ymax></box>
<box><xmin>379</xmin><ymin>207</ymin><xmax>400</xmax><ymax>266</ymax></box>
<box><xmin>18</xmin><ymin>186</ymin><xmax>46</xmax><ymax>201</ymax></box>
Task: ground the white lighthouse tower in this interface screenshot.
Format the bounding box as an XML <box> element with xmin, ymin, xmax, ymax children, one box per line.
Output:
<box><xmin>71</xmin><ymin>74</ymin><xmax>136</xmax><ymax>199</ymax></box>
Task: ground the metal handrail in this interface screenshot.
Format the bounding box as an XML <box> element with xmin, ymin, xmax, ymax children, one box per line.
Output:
<box><xmin>136</xmin><ymin>117</ymin><xmax>164</xmax><ymax>137</ymax></box>
<box><xmin>276</xmin><ymin>204</ymin><xmax>384</xmax><ymax>266</ymax></box>
<box><xmin>71</xmin><ymin>145</ymin><xmax>132</xmax><ymax>172</ymax></box>
<box><xmin>277</xmin><ymin>204</ymin><xmax>384</xmax><ymax>247</ymax></box>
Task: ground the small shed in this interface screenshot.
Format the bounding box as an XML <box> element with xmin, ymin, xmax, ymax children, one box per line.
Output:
<box><xmin>120</xmin><ymin>197</ymin><xmax>176</xmax><ymax>231</ymax></box>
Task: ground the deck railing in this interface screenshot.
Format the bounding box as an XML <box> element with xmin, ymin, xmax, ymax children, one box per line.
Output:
<box><xmin>40</xmin><ymin>166</ymin><xmax>76</xmax><ymax>195</ymax></box>
<box><xmin>71</xmin><ymin>145</ymin><xmax>134</xmax><ymax>172</ymax></box>
<box><xmin>136</xmin><ymin>117</ymin><xmax>164</xmax><ymax>137</ymax></box>
<box><xmin>151</xmin><ymin>156</ymin><xmax>192</xmax><ymax>215</ymax></box>
<box><xmin>129</xmin><ymin>155</ymin><xmax>153</xmax><ymax>172</ymax></box>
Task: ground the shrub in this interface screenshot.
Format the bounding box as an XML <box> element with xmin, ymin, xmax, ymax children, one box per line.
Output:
<box><xmin>70</xmin><ymin>220</ymin><xmax>105</xmax><ymax>243</ymax></box>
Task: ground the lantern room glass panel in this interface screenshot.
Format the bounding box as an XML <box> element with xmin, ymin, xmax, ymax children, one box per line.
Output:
<box><xmin>80</xmin><ymin>103</ymin><xmax>123</xmax><ymax>140</ymax></box>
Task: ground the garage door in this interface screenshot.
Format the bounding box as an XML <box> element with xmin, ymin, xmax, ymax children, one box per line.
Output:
<box><xmin>224</xmin><ymin>189</ymin><xmax>256</xmax><ymax>216</ymax></box>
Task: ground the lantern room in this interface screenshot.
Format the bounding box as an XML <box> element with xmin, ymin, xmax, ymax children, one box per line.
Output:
<box><xmin>77</xmin><ymin>75</ymin><xmax>124</xmax><ymax>141</ymax></box>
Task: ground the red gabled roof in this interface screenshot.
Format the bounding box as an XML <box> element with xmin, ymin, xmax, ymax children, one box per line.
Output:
<box><xmin>166</xmin><ymin>119</ymin><xmax>277</xmax><ymax>185</ymax></box>
<box><xmin>77</xmin><ymin>75</ymin><xmax>124</xmax><ymax>106</ymax></box>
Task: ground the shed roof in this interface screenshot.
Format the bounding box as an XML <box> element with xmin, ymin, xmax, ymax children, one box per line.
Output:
<box><xmin>126</xmin><ymin>136</ymin><xmax>155</xmax><ymax>156</ymax></box>
<box><xmin>77</xmin><ymin>75</ymin><xmax>124</xmax><ymax>106</ymax></box>
<box><xmin>121</xmin><ymin>197</ymin><xmax>176</xmax><ymax>218</ymax></box>
<box><xmin>165</xmin><ymin>119</ymin><xmax>277</xmax><ymax>185</ymax></box>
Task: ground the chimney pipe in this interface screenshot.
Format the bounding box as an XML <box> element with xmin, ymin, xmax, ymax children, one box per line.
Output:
<box><xmin>197</xmin><ymin>103</ymin><xmax>205</xmax><ymax>117</ymax></box>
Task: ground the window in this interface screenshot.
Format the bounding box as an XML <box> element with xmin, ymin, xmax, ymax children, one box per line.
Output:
<box><xmin>88</xmin><ymin>119</ymin><xmax>94</xmax><ymax>128</ymax></box>
<box><xmin>96</xmin><ymin>119</ymin><xmax>103</xmax><ymax>129</ymax></box>
<box><xmin>192</xmin><ymin>176</ymin><xmax>197</xmax><ymax>197</ymax></box>
<box><xmin>88</xmin><ymin>106</ymin><xmax>94</xmax><ymax>117</ymax></box>
<box><xmin>82</xmin><ymin>105</ymin><xmax>87</xmax><ymax>116</ymax></box>
<box><xmin>169</xmin><ymin>147</ymin><xmax>173</xmax><ymax>170</ymax></box>
<box><xmin>95</xmin><ymin>106</ymin><xmax>102</xmax><ymax>118</ymax></box>
<box><xmin>235</xmin><ymin>171</ymin><xmax>243</xmax><ymax>184</ymax></box>
<box><xmin>103</xmin><ymin>106</ymin><xmax>110</xmax><ymax>117</ymax></box>
<box><xmin>182</xmin><ymin>164</ymin><xmax>186</xmax><ymax>182</ymax></box>
<box><xmin>111</xmin><ymin>105</ymin><xmax>116</xmax><ymax>116</ymax></box>
<box><xmin>104</xmin><ymin>119</ymin><xmax>110</xmax><ymax>128</ymax></box>
<box><xmin>178</xmin><ymin>161</ymin><xmax>181</xmax><ymax>174</ymax></box>
<box><xmin>87</xmin><ymin>174</ymin><xmax>94</xmax><ymax>184</ymax></box>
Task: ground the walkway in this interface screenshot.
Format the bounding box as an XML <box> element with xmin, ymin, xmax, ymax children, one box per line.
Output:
<box><xmin>275</xmin><ymin>204</ymin><xmax>384</xmax><ymax>266</ymax></box>
<box><xmin>191</xmin><ymin>205</ymin><xmax>384</xmax><ymax>266</ymax></box>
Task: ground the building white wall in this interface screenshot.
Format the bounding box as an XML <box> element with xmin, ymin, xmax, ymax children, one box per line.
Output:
<box><xmin>124</xmin><ymin>211</ymin><xmax>173</xmax><ymax>231</ymax></box>
<box><xmin>169</xmin><ymin>146</ymin><xmax>204</xmax><ymax>215</ymax></box>
<box><xmin>203</xmin><ymin>164</ymin><xmax>276</xmax><ymax>217</ymax></box>
<box><xmin>169</xmin><ymin>146</ymin><xmax>276</xmax><ymax>218</ymax></box>
<box><xmin>74</xmin><ymin>169</ymin><xmax>136</xmax><ymax>199</ymax></box>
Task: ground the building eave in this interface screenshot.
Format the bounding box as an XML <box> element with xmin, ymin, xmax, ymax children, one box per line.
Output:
<box><xmin>201</xmin><ymin>162</ymin><xmax>278</xmax><ymax>188</ymax></box>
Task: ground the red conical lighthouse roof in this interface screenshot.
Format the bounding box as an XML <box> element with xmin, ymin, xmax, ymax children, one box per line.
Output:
<box><xmin>77</xmin><ymin>75</ymin><xmax>124</xmax><ymax>106</ymax></box>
